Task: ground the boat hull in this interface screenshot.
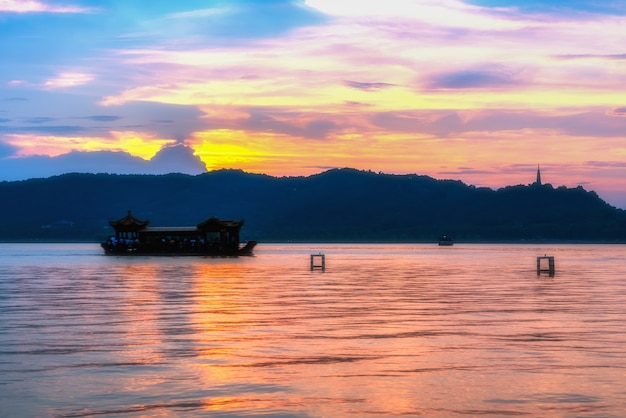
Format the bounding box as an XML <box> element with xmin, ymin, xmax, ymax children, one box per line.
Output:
<box><xmin>101</xmin><ymin>240</ymin><xmax>257</xmax><ymax>256</ymax></box>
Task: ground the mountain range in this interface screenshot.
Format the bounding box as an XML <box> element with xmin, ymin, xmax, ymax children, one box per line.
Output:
<box><xmin>1</xmin><ymin>168</ymin><xmax>624</xmax><ymax>242</ymax></box>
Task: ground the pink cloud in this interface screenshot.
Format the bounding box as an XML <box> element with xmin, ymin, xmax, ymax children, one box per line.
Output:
<box><xmin>43</xmin><ymin>72</ymin><xmax>94</xmax><ymax>89</ymax></box>
<box><xmin>608</xmin><ymin>107</ymin><xmax>626</xmax><ymax>117</ymax></box>
<box><xmin>0</xmin><ymin>0</ymin><xmax>95</xmax><ymax>13</ymax></box>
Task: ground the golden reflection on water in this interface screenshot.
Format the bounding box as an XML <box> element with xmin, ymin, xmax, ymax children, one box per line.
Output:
<box><xmin>1</xmin><ymin>244</ymin><xmax>626</xmax><ymax>417</ymax></box>
<box><xmin>191</xmin><ymin>263</ymin><xmax>250</xmax><ymax>394</ymax></box>
<box><xmin>116</xmin><ymin>264</ymin><xmax>169</xmax><ymax>370</ymax></box>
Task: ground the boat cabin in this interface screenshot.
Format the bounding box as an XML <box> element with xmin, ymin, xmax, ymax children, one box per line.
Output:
<box><xmin>438</xmin><ymin>235</ymin><xmax>454</xmax><ymax>246</ymax></box>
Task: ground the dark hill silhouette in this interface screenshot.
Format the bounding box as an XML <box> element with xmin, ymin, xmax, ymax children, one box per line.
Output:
<box><xmin>1</xmin><ymin>168</ymin><xmax>624</xmax><ymax>242</ymax></box>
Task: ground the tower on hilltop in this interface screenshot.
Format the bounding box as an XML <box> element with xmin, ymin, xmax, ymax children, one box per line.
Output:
<box><xmin>535</xmin><ymin>164</ymin><xmax>542</xmax><ymax>186</ymax></box>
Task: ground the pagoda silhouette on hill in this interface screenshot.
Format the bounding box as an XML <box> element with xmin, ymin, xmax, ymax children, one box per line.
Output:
<box><xmin>534</xmin><ymin>164</ymin><xmax>542</xmax><ymax>187</ymax></box>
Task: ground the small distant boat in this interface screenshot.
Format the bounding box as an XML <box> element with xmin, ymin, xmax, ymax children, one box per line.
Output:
<box><xmin>438</xmin><ymin>235</ymin><xmax>454</xmax><ymax>246</ymax></box>
<box><xmin>101</xmin><ymin>211</ymin><xmax>257</xmax><ymax>256</ymax></box>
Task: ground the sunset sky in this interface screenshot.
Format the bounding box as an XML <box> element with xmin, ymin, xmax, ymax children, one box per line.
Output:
<box><xmin>2</xmin><ymin>0</ymin><xmax>626</xmax><ymax>207</ymax></box>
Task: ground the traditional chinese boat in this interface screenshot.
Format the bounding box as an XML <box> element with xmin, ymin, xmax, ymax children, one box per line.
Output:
<box><xmin>101</xmin><ymin>211</ymin><xmax>257</xmax><ymax>256</ymax></box>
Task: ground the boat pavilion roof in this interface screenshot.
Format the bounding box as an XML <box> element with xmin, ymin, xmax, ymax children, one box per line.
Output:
<box><xmin>108</xmin><ymin>210</ymin><xmax>150</xmax><ymax>231</ymax></box>
<box><xmin>197</xmin><ymin>217</ymin><xmax>244</xmax><ymax>231</ymax></box>
<box><xmin>107</xmin><ymin>212</ymin><xmax>243</xmax><ymax>234</ymax></box>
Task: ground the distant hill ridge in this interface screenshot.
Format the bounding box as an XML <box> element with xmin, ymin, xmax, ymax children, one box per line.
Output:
<box><xmin>1</xmin><ymin>168</ymin><xmax>624</xmax><ymax>242</ymax></box>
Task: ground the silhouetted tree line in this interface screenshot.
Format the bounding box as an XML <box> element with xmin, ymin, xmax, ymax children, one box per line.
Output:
<box><xmin>1</xmin><ymin>168</ymin><xmax>625</xmax><ymax>242</ymax></box>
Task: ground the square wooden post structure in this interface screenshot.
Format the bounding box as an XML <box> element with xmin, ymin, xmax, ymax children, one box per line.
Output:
<box><xmin>537</xmin><ymin>255</ymin><xmax>555</xmax><ymax>276</ymax></box>
<box><xmin>310</xmin><ymin>253</ymin><xmax>326</xmax><ymax>271</ymax></box>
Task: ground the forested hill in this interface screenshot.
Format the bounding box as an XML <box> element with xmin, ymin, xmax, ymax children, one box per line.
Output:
<box><xmin>1</xmin><ymin>168</ymin><xmax>625</xmax><ymax>242</ymax></box>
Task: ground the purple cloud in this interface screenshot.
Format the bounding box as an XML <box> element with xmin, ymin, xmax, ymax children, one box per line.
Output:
<box><xmin>438</xmin><ymin>168</ymin><xmax>494</xmax><ymax>176</ymax></box>
<box><xmin>79</xmin><ymin>115</ymin><xmax>122</xmax><ymax>122</ymax></box>
<box><xmin>608</xmin><ymin>107</ymin><xmax>626</xmax><ymax>117</ymax></box>
<box><xmin>556</xmin><ymin>54</ymin><xmax>626</xmax><ymax>60</ymax></box>
<box><xmin>2</xmin><ymin>92</ymin><xmax>206</xmax><ymax>141</ymax></box>
<box><xmin>428</xmin><ymin>70</ymin><xmax>519</xmax><ymax>89</ymax></box>
<box><xmin>0</xmin><ymin>125</ymin><xmax>86</xmax><ymax>135</ymax></box>
<box><xmin>22</xmin><ymin>117</ymin><xmax>56</xmax><ymax>124</ymax></box>
<box><xmin>0</xmin><ymin>139</ymin><xmax>19</xmax><ymax>158</ymax></box>
<box><xmin>586</xmin><ymin>161</ymin><xmax>626</xmax><ymax>168</ymax></box>
<box><xmin>344</xmin><ymin>81</ymin><xmax>396</xmax><ymax>91</ymax></box>
<box><xmin>370</xmin><ymin>109</ymin><xmax>626</xmax><ymax>138</ymax></box>
<box><xmin>111</xmin><ymin>102</ymin><xmax>206</xmax><ymax>142</ymax></box>
<box><xmin>343</xmin><ymin>101</ymin><xmax>374</xmax><ymax>107</ymax></box>
<box><xmin>223</xmin><ymin>108</ymin><xmax>338</xmax><ymax>140</ymax></box>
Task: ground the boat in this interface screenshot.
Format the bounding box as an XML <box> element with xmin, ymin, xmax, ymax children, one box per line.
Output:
<box><xmin>438</xmin><ymin>235</ymin><xmax>454</xmax><ymax>246</ymax></box>
<box><xmin>101</xmin><ymin>211</ymin><xmax>257</xmax><ymax>256</ymax></box>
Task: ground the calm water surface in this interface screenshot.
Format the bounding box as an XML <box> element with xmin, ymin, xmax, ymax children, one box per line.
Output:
<box><xmin>1</xmin><ymin>243</ymin><xmax>626</xmax><ymax>417</ymax></box>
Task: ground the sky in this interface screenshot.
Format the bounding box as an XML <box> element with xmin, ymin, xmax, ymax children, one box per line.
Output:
<box><xmin>1</xmin><ymin>0</ymin><xmax>626</xmax><ymax>208</ymax></box>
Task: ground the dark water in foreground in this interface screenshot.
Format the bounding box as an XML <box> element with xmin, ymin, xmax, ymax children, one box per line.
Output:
<box><xmin>1</xmin><ymin>243</ymin><xmax>626</xmax><ymax>417</ymax></box>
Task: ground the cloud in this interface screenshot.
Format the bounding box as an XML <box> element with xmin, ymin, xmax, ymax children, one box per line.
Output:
<box><xmin>149</xmin><ymin>144</ymin><xmax>207</xmax><ymax>173</ymax></box>
<box><xmin>503</xmin><ymin>111</ymin><xmax>626</xmax><ymax>138</ymax></box>
<box><xmin>0</xmin><ymin>139</ymin><xmax>18</xmax><ymax>158</ymax></box>
<box><xmin>466</xmin><ymin>1</ymin><xmax>626</xmax><ymax>15</ymax></box>
<box><xmin>369</xmin><ymin>109</ymin><xmax>626</xmax><ymax>139</ymax></box>
<box><xmin>78</xmin><ymin>115</ymin><xmax>122</xmax><ymax>122</ymax></box>
<box><xmin>115</xmin><ymin>101</ymin><xmax>207</xmax><ymax>142</ymax></box>
<box><xmin>344</xmin><ymin>81</ymin><xmax>396</xmax><ymax>91</ymax></box>
<box><xmin>22</xmin><ymin>117</ymin><xmax>56</xmax><ymax>124</ymax></box>
<box><xmin>428</xmin><ymin>69</ymin><xmax>519</xmax><ymax>89</ymax></box>
<box><xmin>0</xmin><ymin>144</ymin><xmax>206</xmax><ymax>181</ymax></box>
<box><xmin>555</xmin><ymin>54</ymin><xmax>626</xmax><ymax>60</ymax></box>
<box><xmin>438</xmin><ymin>167</ymin><xmax>494</xmax><ymax>176</ymax></box>
<box><xmin>156</xmin><ymin>0</ymin><xmax>327</xmax><ymax>41</ymax></box>
<box><xmin>2</xmin><ymin>91</ymin><xmax>206</xmax><ymax>154</ymax></box>
<box><xmin>608</xmin><ymin>107</ymin><xmax>626</xmax><ymax>117</ymax></box>
<box><xmin>44</xmin><ymin>72</ymin><xmax>94</xmax><ymax>89</ymax></box>
<box><xmin>554</xmin><ymin>111</ymin><xmax>626</xmax><ymax>137</ymax></box>
<box><xmin>586</xmin><ymin>161</ymin><xmax>626</xmax><ymax>168</ymax></box>
<box><xmin>303</xmin><ymin>120</ymin><xmax>337</xmax><ymax>139</ymax></box>
<box><xmin>237</xmin><ymin>108</ymin><xmax>338</xmax><ymax>140</ymax></box>
<box><xmin>305</xmin><ymin>0</ymin><xmax>526</xmax><ymax>30</ymax></box>
<box><xmin>0</xmin><ymin>0</ymin><xmax>96</xmax><ymax>13</ymax></box>
<box><xmin>343</xmin><ymin>101</ymin><xmax>374</xmax><ymax>107</ymax></box>
<box><xmin>1</xmin><ymin>97</ymin><xmax>28</xmax><ymax>102</ymax></box>
<box><xmin>0</xmin><ymin>124</ymin><xmax>86</xmax><ymax>135</ymax></box>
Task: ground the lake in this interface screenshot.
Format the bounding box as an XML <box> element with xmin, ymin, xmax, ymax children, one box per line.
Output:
<box><xmin>1</xmin><ymin>243</ymin><xmax>625</xmax><ymax>417</ymax></box>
